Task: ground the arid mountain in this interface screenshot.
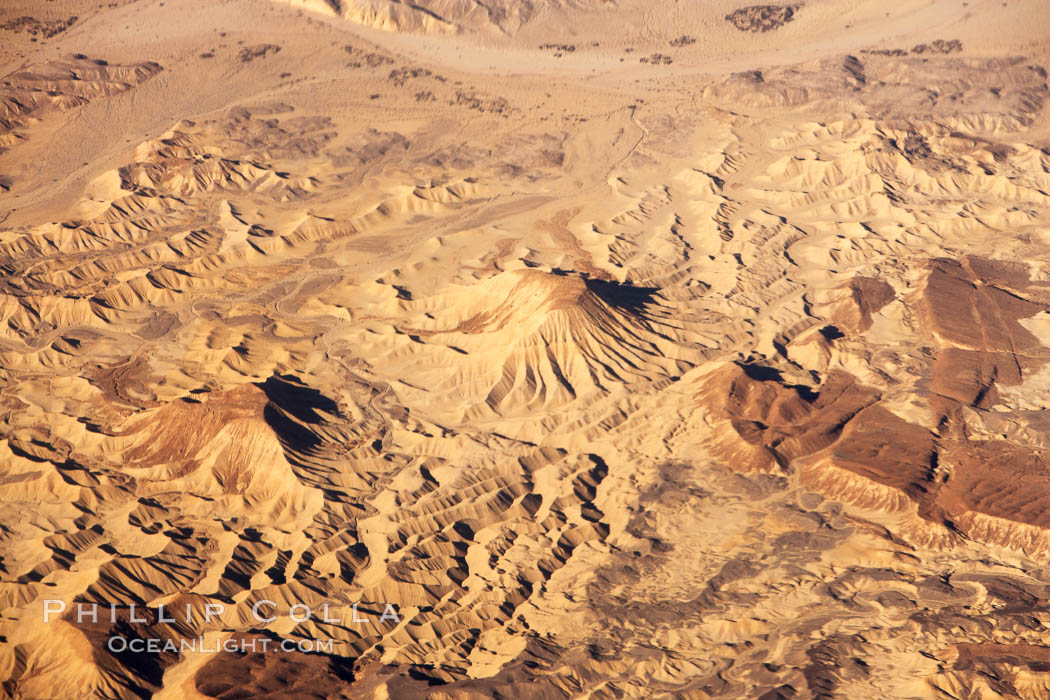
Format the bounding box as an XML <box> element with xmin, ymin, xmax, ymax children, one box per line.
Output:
<box><xmin>2</xmin><ymin>0</ymin><xmax>1050</xmax><ymax>698</ymax></box>
<box><xmin>277</xmin><ymin>0</ymin><xmax>615</xmax><ymax>35</ymax></box>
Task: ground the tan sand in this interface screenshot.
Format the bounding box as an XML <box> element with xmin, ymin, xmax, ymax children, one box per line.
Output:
<box><xmin>2</xmin><ymin>0</ymin><xmax>1050</xmax><ymax>697</ymax></box>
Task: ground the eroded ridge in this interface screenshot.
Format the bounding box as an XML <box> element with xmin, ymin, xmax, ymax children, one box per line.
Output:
<box><xmin>2</xmin><ymin>1</ymin><xmax>1050</xmax><ymax>697</ymax></box>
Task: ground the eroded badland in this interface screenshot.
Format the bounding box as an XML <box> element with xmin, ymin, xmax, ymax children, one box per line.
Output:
<box><xmin>3</xmin><ymin>0</ymin><xmax>1050</xmax><ymax>697</ymax></box>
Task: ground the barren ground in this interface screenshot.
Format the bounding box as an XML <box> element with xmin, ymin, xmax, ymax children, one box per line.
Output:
<box><xmin>2</xmin><ymin>1</ymin><xmax>1050</xmax><ymax>698</ymax></box>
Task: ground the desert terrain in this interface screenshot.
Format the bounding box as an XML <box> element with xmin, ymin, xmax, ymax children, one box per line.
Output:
<box><xmin>2</xmin><ymin>0</ymin><xmax>1050</xmax><ymax>697</ymax></box>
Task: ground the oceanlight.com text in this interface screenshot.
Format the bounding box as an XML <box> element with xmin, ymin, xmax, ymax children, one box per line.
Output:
<box><xmin>105</xmin><ymin>636</ymin><xmax>335</xmax><ymax>654</ymax></box>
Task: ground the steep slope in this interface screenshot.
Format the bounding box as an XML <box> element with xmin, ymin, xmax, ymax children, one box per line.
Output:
<box><xmin>2</xmin><ymin>0</ymin><xmax>1050</xmax><ymax>697</ymax></box>
<box><xmin>346</xmin><ymin>269</ymin><xmax>708</xmax><ymax>424</ymax></box>
<box><xmin>275</xmin><ymin>0</ymin><xmax>614</xmax><ymax>35</ymax></box>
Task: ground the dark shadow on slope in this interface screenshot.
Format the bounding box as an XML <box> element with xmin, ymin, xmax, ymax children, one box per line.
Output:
<box><xmin>736</xmin><ymin>361</ymin><xmax>820</xmax><ymax>402</ymax></box>
<box><xmin>257</xmin><ymin>374</ymin><xmax>340</xmax><ymax>454</ymax></box>
<box><xmin>581</xmin><ymin>276</ymin><xmax>660</xmax><ymax>315</ymax></box>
